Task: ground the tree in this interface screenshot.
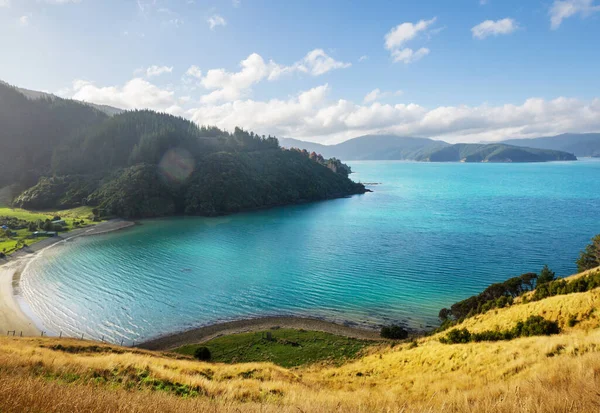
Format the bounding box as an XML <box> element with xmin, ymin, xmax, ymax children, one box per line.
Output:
<box><xmin>380</xmin><ymin>325</ymin><xmax>409</xmax><ymax>340</ymax></box>
<box><xmin>43</xmin><ymin>220</ymin><xmax>53</xmax><ymax>231</ymax></box>
<box><xmin>577</xmin><ymin>234</ymin><xmax>600</xmax><ymax>273</ymax></box>
<box><xmin>193</xmin><ymin>347</ymin><xmax>211</xmax><ymax>361</ymax></box>
<box><xmin>27</xmin><ymin>221</ymin><xmax>37</xmax><ymax>232</ymax></box>
<box><xmin>537</xmin><ymin>265</ymin><xmax>556</xmax><ymax>285</ymax></box>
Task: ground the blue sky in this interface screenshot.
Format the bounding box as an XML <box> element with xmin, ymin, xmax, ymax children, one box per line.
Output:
<box><xmin>1</xmin><ymin>0</ymin><xmax>599</xmax><ymax>143</ymax></box>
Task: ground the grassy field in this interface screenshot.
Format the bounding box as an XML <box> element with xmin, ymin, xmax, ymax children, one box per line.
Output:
<box><xmin>175</xmin><ymin>329</ymin><xmax>372</xmax><ymax>367</ymax></box>
<box><xmin>0</xmin><ymin>205</ymin><xmax>98</xmax><ymax>255</ymax></box>
<box><xmin>1</xmin><ymin>273</ymin><xmax>600</xmax><ymax>412</ymax></box>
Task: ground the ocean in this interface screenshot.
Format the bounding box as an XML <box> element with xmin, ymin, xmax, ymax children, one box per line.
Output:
<box><xmin>19</xmin><ymin>159</ymin><xmax>600</xmax><ymax>343</ymax></box>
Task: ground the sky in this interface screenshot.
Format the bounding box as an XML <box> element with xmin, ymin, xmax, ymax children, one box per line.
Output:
<box><xmin>1</xmin><ymin>0</ymin><xmax>599</xmax><ymax>144</ymax></box>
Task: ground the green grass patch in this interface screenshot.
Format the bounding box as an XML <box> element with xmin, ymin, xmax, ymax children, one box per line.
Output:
<box><xmin>174</xmin><ymin>329</ymin><xmax>372</xmax><ymax>368</ymax></box>
<box><xmin>0</xmin><ymin>206</ymin><xmax>100</xmax><ymax>255</ymax></box>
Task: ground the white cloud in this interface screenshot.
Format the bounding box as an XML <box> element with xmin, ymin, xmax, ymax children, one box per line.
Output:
<box><xmin>18</xmin><ymin>15</ymin><xmax>30</xmax><ymax>26</ymax></box>
<box><xmin>233</xmin><ymin>0</ymin><xmax>240</xmax><ymax>7</ymax></box>
<box><xmin>385</xmin><ymin>18</ymin><xmax>436</xmax><ymax>49</ymax></box>
<box><xmin>391</xmin><ymin>47</ymin><xmax>430</xmax><ymax>64</ymax></box>
<box><xmin>189</xmin><ymin>89</ymin><xmax>600</xmax><ymax>145</ymax></box>
<box><xmin>363</xmin><ymin>88</ymin><xmax>403</xmax><ymax>103</ymax></box>
<box><xmin>192</xmin><ymin>50</ymin><xmax>350</xmax><ymax>104</ymax></box>
<box><xmin>385</xmin><ymin>18</ymin><xmax>436</xmax><ymax>64</ymax></box>
<box><xmin>66</xmin><ymin>78</ymin><xmax>176</xmax><ymax>111</ymax></box>
<box><xmin>472</xmin><ymin>18</ymin><xmax>518</xmax><ymax>39</ymax></box>
<box><xmin>207</xmin><ymin>14</ymin><xmax>226</xmax><ymax>30</ymax></box>
<box><xmin>146</xmin><ymin>65</ymin><xmax>173</xmax><ymax>77</ymax></box>
<box><xmin>58</xmin><ymin>75</ymin><xmax>600</xmax><ymax>145</ymax></box>
<box><xmin>185</xmin><ymin>65</ymin><xmax>202</xmax><ymax>79</ymax></box>
<box><xmin>0</xmin><ymin>0</ymin><xmax>10</xmax><ymax>8</ymax></box>
<box><xmin>358</xmin><ymin>55</ymin><xmax>368</xmax><ymax>62</ymax></box>
<box><xmin>550</xmin><ymin>0</ymin><xmax>600</xmax><ymax>29</ymax></box>
<box><xmin>294</xmin><ymin>49</ymin><xmax>351</xmax><ymax>76</ymax></box>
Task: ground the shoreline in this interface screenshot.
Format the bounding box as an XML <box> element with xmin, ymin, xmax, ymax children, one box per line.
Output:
<box><xmin>139</xmin><ymin>316</ymin><xmax>383</xmax><ymax>351</ymax></box>
<box><xmin>0</xmin><ymin>219</ymin><xmax>135</xmax><ymax>336</ymax></box>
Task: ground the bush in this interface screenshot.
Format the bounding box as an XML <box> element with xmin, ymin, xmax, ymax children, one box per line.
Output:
<box><xmin>380</xmin><ymin>325</ymin><xmax>408</xmax><ymax>340</ymax></box>
<box><xmin>514</xmin><ymin>315</ymin><xmax>559</xmax><ymax>337</ymax></box>
<box><xmin>577</xmin><ymin>234</ymin><xmax>600</xmax><ymax>273</ymax></box>
<box><xmin>537</xmin><ymin>265</ymin><xmax>556</xmax><ymax>285</ymax></box>
<box><xmin>193</xmin><ymin>347</ymin><xmax>211</xmax><ymax>361</ymax></box>
<box><xmin>440</xmin><ymin>316</ymin><xmax>559</xmax><ymax>344</ymax></box>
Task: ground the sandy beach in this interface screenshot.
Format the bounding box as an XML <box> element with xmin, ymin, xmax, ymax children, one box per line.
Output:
<box><xmin>0</xmin><ymin>219</ymin><xmax>135</xmax><ymax>336</ymax></box>
<box><xmin>139</xmin><ymin>316</ymin><xmax>382</xmax><ymax>351</ymax></box>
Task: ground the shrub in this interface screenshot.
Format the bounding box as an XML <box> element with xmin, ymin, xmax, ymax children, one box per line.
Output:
<box><xmin>537</xmin><ymin>265</ymin><xmax>556</xmax><ymax>285</ymax></box>
<box><xmin>380</xmin><ymin>325</ymin><xmax>408</xmax><ymax>340</ymax></box>
<box><xmin>440</xmin><ymin>316</ymin><xmax>559</xmax><ymax>344</ymax></box>
<box><xmin>577</xmin><ymin>234</ymin><xmax>600</xmax><ymax>273</ymax></box>
<box><xmin>193</xmin><ymin>347</ymin><xmax>211</xmax><ymax>361</ymax></box>
<box><xmin>514</xmin><ymin>316</ymin><xmax>559</xmax><ymax>337</ymax></box>
<box><xmin>441</xmin><ymin>328</ymin><xmax>471</xmax><ymax>344</ymax></box>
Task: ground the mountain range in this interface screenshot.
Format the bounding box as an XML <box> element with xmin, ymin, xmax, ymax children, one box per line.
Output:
<box><xmin>279</xmin><ymin>135</ymin><xmax>583</xmax><ymax>162</ymax></box>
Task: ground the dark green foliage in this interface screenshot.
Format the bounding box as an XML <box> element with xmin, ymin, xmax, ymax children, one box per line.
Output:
<box><xmin>14</xmin><ymin>176</ymin><xmax>97</xmax><ymax>209</ymax></box>
<box><xmin>443</xmin><ymin>272</ymin><xmax>537</xmax><ymax>321</ymax></box>
<box><xmin>184</xmin><ymin>150</ymin><xmax>364</xmax><ymax>216</ymax></box>
<box><xmin>531</xmin><ymin>270</ymin><xmax>600</xmax><ymax>301</ymax></box>
<box><xmin>441</xmin><ymin>316</ymin><xmax>559</xmax><ymax>344</ymax></box>
<box><xmin>440</xmin><ymin>328</ymin><xmax>471</xmax><ymax>344</ymax></box>
<box><xmin>514</xmin><ymin>316</ymin><xmax>560</xmax><ymax>337</ymax></box>
<box><xmin>380</xmin><ymin>325</ymin><xmax>409</xmax><ymax>340</ymax></box>
<box><xmin>0</xmin><ymin>82</ymin><xmax>107</xmax><ymax>188</ymax></box>
<box><xmin>5</xmin><ymin>92</ymin><xmax>365</xmax><ymax>218</ymax></box>
<box><xmin>193</xmin><ymin>347</ymin><xmax>211</xmax><ymax>361</ymax></box>
<box><xmin>576</xmin><ymin>234</ymin><xmax>600</xmax><ymax>273</ymax></box>
<box><xmin>87</xmin><ymin>164</ymin><xmax>177</xmax><ymax>218</ymax></box>
<box><xmin>537</xmin><ymin>265</ymin><xmax>556</xmax><ymax>285</ymax></box>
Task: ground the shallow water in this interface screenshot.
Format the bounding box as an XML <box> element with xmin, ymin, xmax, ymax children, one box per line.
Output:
<box><xmin>20</xmin><ymin>159</ymin><xmax>600</xmax><ymax>343</ymax></box>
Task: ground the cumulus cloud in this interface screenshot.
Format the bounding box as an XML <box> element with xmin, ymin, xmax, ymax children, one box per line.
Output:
<box><xmin>472</xmin><ymin>18</ymin><xmax>518</xmax><ymax>39</ymax></box>
<box><xmin>0</xmin><ymin>0</ymin><xmax>10</xmax><ymax>8</ymax></box>
<box><xmin>363</xmin><ymin>89</ymin><xmax>403</xmax><ymax>103</ymax></box>
<box><xmin>66</xmin><ymin>78</ymin><xmax>176</xmax><ymax>111</ymax></box>
<box><xmin>385</xmin><ymin>18</ymin><xmax>436</xmax><ymax>64</ymax></box>
<box><xmin>550</xmin><ymin>0</ymin><xmax>600</xmax><ymax>29</ymax></box>
<box><xmin>189</xmin><ymin>50</ymin><xmax>350</xmax><ymax>104</ymax></box>
<box><xmin>58</xmin><ymin>79</ymin><xmax>600</xmax><ymax>145</ymax></box>
<box><xmin>185</xmin><ymin>65</ymin><xmax>202</xmax><ymax>79</ymax></box>
<box><xmin>358</xmin><ymin>55</ymin><xmax>368</xmax><ymax>62</ymax></box>
<box><xmin>18</xmin><ymin>15</ymin><xmax>30</xmax><ymax>26</ymax></box>
<box><xmin>145</xmin><ymin>65</ymin><xmax>173</xmax><ymax>77</ymax></box>
<box><xmin>207</xmin><ymin>14</ymin><xmax>226</xmax><ymax>30</ymax></box>
<box><xmin>189</xmin><ymin>92</ymin><xmax>600</xmax><ymax>144</ymax></box>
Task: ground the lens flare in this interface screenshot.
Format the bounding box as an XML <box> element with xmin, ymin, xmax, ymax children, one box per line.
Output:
<box><xmin>158</xmin><ymin>147</ymin><xmax>195</xmax><ymax>184</ymax></box>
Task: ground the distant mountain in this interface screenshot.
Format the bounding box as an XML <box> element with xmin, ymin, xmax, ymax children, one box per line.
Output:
<box><xmin>415</xmin><ymin>143</ymin><xmax>577</xmax><ymax>163</ymax></box>
<box><xmin>501</xmin><ymin>133</ymin><xmax>600</xmax><ymax>157</ymax></box>
<box><xmin>279</xmin><ymin>135</ymin><xmax>576</xmax><ymax>163</ymax></box>
<box><xmin>279</xmin><ymin>135</ymin><xmax>449</xmax><ymax>160</ymax></box>
<box><xmin>15</xmin><ymin>86</ymin><xmax>124</xmax><ymax>116</ymax></box>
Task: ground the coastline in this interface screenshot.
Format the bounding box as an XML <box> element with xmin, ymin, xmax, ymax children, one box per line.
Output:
<box><xmin>0</xmin><ymin>219</ymin><xmax>135</xmax><ymax>336</ymax></box>
<box><xmin>139</xmin><ymin>316</ymin><xmax>383</xmax><ymax>351</ymax></box>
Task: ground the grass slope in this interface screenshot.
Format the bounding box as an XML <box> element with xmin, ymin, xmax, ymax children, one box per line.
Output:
<box><xmin>175</xmin><ymin>329</ymin><xmax>371</xmax><ymax>368</ymax></box>
<box><xmin>0</xmin><ymin>205</ymin><xmax>97</xmax><ymax>254</ymax></box>
<box><xmin>1</xmin><ymin>269</ymin><xmax>600</xmax><ymax>412</ymax></box>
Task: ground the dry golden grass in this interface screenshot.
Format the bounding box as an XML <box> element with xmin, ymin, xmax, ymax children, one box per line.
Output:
<box><xmin>2</xmin><ymin>282</ymin><xmax>600</xmax><ymax>412</ymax></box>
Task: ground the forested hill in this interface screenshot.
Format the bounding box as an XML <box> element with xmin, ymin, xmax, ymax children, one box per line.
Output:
<box><xmin>0</xmin><ymin>82</ymin><xmax>108</xmax><ymax>188</ymax></box>
<box><xmin>279</xmin><ymin>135</ymin><xmax>577</xmax><ymax>162</ymax></box>
<box><xmin>0</xmin><ymin>81</ymin><xmax>366</xmax><ymax>218</ymax></box>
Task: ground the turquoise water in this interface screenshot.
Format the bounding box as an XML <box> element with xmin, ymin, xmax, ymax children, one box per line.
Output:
<box><xmin>20</xmin><ymin>160</ymin><xmax>600</xmax><ymax>343</ymax></box>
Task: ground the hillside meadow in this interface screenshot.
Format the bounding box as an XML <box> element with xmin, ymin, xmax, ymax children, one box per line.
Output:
<box><xmin>1</xmin><ymin>270</ymin><xmax>600</xmax><ymax>413</ymax></box>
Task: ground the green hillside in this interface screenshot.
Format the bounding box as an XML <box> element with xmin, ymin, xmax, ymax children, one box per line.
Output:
<box><xmin>1</xmin><ymin>82</ymin><xmax>366</xmax><ymax>219</ymax></box>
